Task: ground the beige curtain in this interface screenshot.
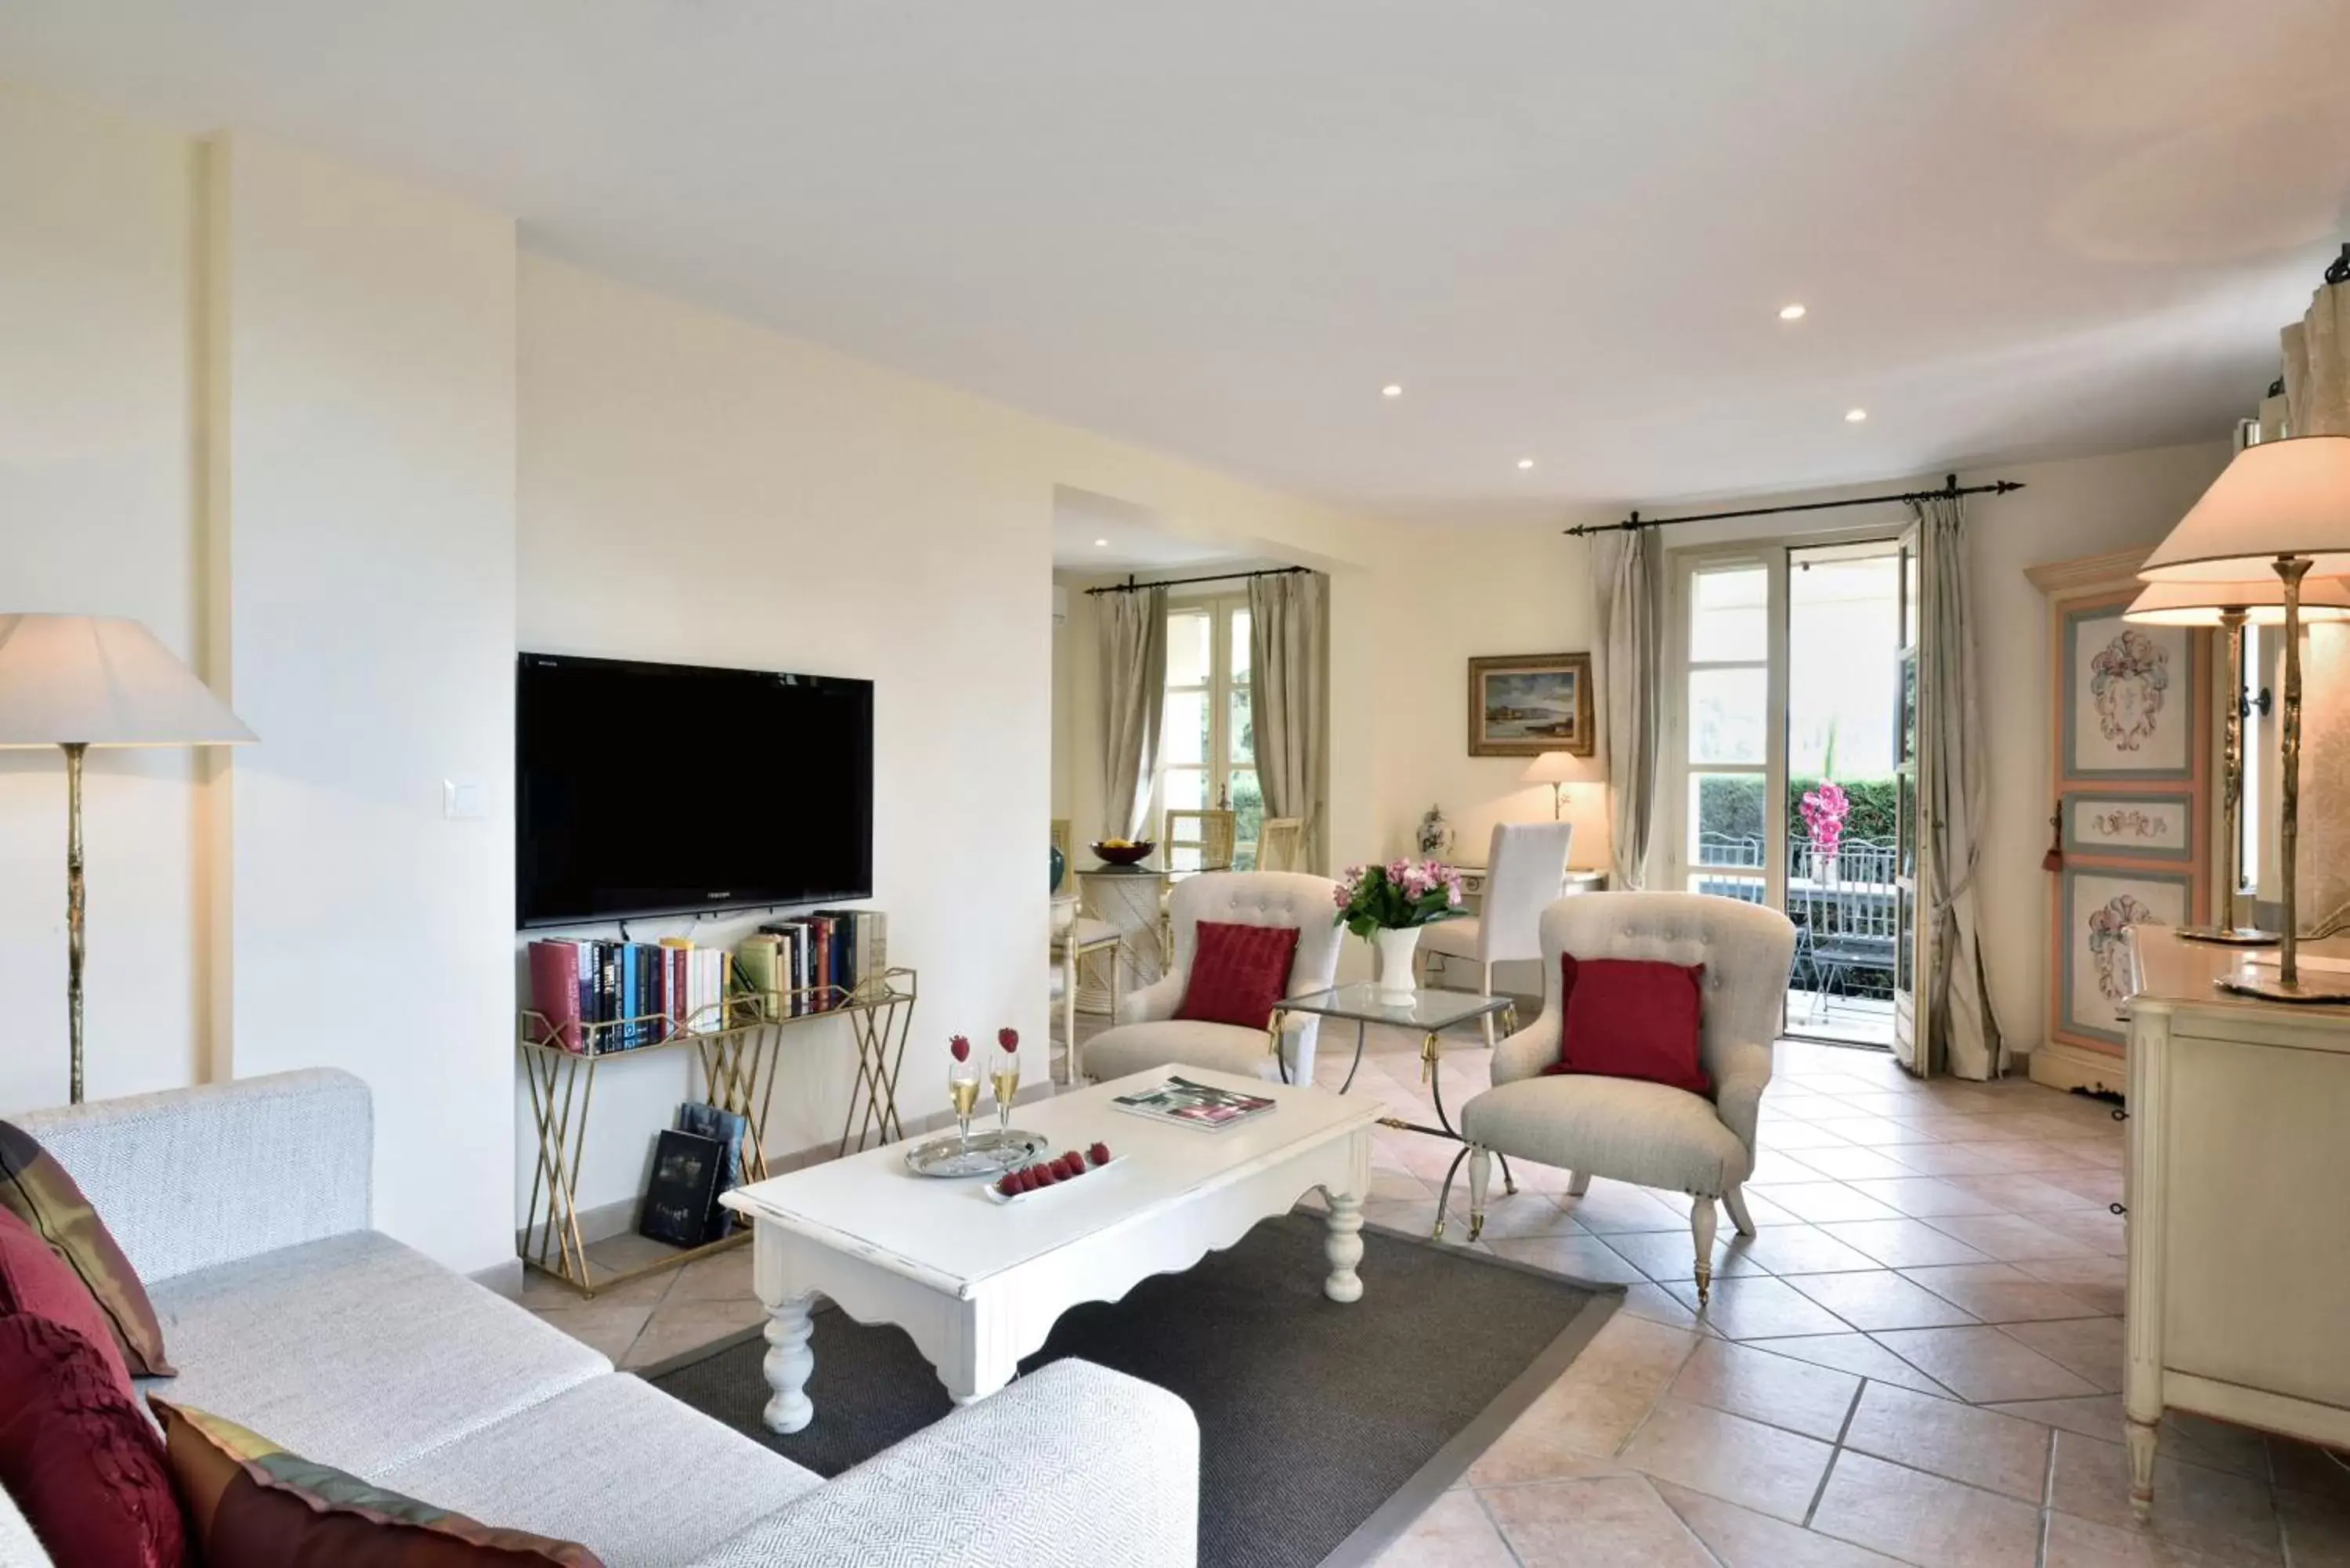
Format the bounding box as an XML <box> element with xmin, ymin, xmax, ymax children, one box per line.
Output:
<box><xmin>1098</xmin><ymin>585</ymin><xmax>1166</xmax><ymax>841</ymax></box>
<box><xmin>1248</xmin><ymin>572</ymin><xmax>1328</xmax><ymax>871</ymax></box>
<box><xmin>2283</xmin><ymin>276</ymin><xmax>2350</xmax><ymax>437</ymax></box>
<box><xmin>1593</xmin><ymin>529</ymin><xmax>1661</xmax><ymax>889</ymax></box>
<box><xmin>1914</xmin><ymin>492</ymin><xmax>2003</xmax><ymax>1081</ymax></box>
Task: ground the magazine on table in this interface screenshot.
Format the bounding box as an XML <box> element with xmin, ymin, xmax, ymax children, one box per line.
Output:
<box><xmin>1110</xmin><ymin>1076</ymin><xmax>1276</xmax><ymax>1132</ymax></box>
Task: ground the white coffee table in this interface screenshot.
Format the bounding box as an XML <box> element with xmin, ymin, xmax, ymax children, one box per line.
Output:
<box><xmin>722</xmin><ymin>1063</ymin><xmax>1381</xmax><ymax>1433</ymax></box>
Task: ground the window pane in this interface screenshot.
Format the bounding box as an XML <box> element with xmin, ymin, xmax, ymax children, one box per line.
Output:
<box><xmin>1162</xmin><ymin>768</ymin><xmax>1203</xmax><ymax>815</ymax></box>
<box><xmin>1229</xmin><ymin>686</ymin><xmax>1253</xmax><ymax>764</ymax></box>
<box><xmin>1166</xmin><ymin>610</ymin><xmax>1212</xmax><ymax>688</ymax></box>
<box><xmin>1690</xmin><ymin>668</ymin><xmax>1766</xmax><ymax>763</ymax></box>
<box><xmin>1230</xmin><ymin>770</ymin><xmax>1263</xmax><ymax>862</ymax></box>
<box><xmin>1162</xmin><ymin>690</ymin><xmax>1207</xmax><ymax>766</ymax></box>
<box><xmin>1690</xmin><ymin>567</ymin><xmax>1767</xmax><ymax>663</ymax></box>
<box><xmin>1231</xmin><ymin>609</ymin><xmax>1253</xmax><ymax>684</ymax></box>
<box><xmin>1689</xmin><ymin>774</ymin><xmax>1766</xmax><ymax>866</ymax></box>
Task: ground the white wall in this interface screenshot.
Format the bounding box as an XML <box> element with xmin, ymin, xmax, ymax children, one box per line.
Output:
<box><xmin>0</xmin><ymin>86</ymin><xmax>207</xmax><ymax>1110</ymax></box>
<box><xmin>209</xmin><ymin>132</ymin><xmax>520</xmax><ymax>1272</ymax></box>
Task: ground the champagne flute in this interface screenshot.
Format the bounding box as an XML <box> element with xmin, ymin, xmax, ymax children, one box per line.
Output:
<box><xmin>947</xmin><ymin>1036</ymin><xmax>980</xmax><ymax>1150</ymax></box>
<box><xmin>992</xmin><ymin>1027</ymin><xmax>1021</xmax><ymax>1136</ymax></box>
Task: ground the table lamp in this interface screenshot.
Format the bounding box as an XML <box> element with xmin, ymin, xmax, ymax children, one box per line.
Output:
<box><xmin>1520</xmin><ymin>752</ymin><xmax>1585</xmax><ymax>820</ymax></box>
<box><xmin>2138</xmin><ymin>435</ymin><xmax>2350</xmax><ymax>1001</ymax></box>
<box><xmin>0</xmin><ymin>616</ymin><xmax>255</xmax><ymax>1101</ymax></box>
<box><xmin>2124</xmin><ymin>576</ymin><xmax>2350</xmax><ymax>945</ymax></box>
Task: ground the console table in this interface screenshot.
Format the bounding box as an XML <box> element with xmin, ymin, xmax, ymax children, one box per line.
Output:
<box><xmin>2122</xmin><ymin>928</ymin><xmax>2350</xmax><ymax>1516</ymax></box>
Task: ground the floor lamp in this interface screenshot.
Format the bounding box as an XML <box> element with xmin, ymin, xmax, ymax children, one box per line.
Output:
<box><xmin>2138</xmin><ymin>435</ymin><xmax>2350</xmax><ymax>1003</ymax></box>
<box><xmin>2124</xmin><ymin>576</ymin><xmax>2350</xmax><ymax>945</ymax></box>
<box><xmin>0</xmin><ymin>616</ymin><xmax>255</xmax><ymax>1103</ymax></box>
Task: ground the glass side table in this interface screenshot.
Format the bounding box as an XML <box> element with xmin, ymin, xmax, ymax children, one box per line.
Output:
<box><xmin>1267</xmin><ymin>982</ymin><xmax>1520</xmax><ymax>1237</ymax></box>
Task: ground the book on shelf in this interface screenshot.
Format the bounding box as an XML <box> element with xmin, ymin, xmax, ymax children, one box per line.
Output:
<box><xmin>639</xmin><ymin>1127</ymin><xmax>727</xmax><ymax>1248</ymax></box>
<box><xmin>526</xmin><ymin>916</ymin><xmax>885</xmax><ymax>1053</ymax></box>
<box><xmin>1110</xmin><ymin>1076</ymin><xmax>1277</xmax><ymax>1132</ymax></box>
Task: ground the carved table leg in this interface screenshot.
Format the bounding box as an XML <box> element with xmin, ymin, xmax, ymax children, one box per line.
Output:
<box><xmin>1323</xmin><ymin>1190</ymin><xmax>1365</xmax><ymax>1303</ymax></box>
<box><xmin>762</xmin><ymin>1294</ymin><xmax>817</xmax><ymax>1433</ymax></box>
<box><xmin>2126</xmin><ymin>1418</ymin><xmax>2157</xmax><ymax>1520</ymax></box>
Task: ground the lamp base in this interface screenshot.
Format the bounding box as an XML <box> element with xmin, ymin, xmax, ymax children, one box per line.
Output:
<box><xmin>2175</xmin><ymin>924</ymin><xmax>2281</xmax><ymax>947</ymax></box>
<box><xmin>2218</xmin><ymin>973</ymin><xmax>2350</xmax><ymax>1005</ymax></box>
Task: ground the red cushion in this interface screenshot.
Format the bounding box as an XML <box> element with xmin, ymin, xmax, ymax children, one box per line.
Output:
<box><xmin>1175</xmin><ymin>921</ymin><xmax>1302</xmax><ymax>1030</ymax></box>
<box><xmin>1542</xmin><ymin>954</ymin><xmax>1712</xmax><ymax>1096</ymax></box>
<box><xmin>0</xmin><ymin>1208</ymin><xmax>186</xmax><ymax>1568</ymax></box>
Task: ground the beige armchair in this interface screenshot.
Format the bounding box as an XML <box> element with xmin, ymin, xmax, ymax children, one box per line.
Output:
<box><xmin>1462</xmin><ymin>892</ymin><xmax>1796</xmax><ymax>1304</ymax></box>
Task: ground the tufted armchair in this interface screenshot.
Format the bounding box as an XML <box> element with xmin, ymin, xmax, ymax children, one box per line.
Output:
<box><xmin>1461</xmin><ymin>892</ymin><xmax>1796</xmax><ymax>1304</ymax></box>
<box><xmin>1081</xmin><ymin>872</ymin><xmax>1345</xmax><ymax>1086</ymax></box>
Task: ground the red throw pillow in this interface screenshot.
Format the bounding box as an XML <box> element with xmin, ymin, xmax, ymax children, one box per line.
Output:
<box><xmin>0</xmin><ymin>1207</ymin><xmax>186</xmax><ymax>1568</ymax></box>
<box><xmin>1542</xmin><ymin>954</ymin><xmax>1712</xmax><ymax>1096</ymax></box>
<box><xmin>1176</xmin><ymin>921</ymin><xmax>1302</xmax><ymax>1030</ymax></box>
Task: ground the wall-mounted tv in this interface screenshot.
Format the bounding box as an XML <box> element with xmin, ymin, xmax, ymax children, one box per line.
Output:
<box><xmin>516</xmin><ymin>652</ymin><xmax>873</xmax><ymax>927</ymax></box>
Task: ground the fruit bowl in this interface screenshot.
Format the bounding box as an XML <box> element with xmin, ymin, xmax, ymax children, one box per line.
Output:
<box><xmin>1090</xmin><ymin>840</ymin><xmax>1155</xmax><ymax>866</ymax></box>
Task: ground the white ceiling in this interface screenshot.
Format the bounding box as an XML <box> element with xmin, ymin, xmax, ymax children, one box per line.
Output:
<box><xmin>10</xmin><ymin>1</ymin><xmax>2349</xmax><ymax>523</ymax></box>
<box><xmin>1050</xmin><ymin>488</ymin><xmax>1267</xmax><ymax>573</ymax></box>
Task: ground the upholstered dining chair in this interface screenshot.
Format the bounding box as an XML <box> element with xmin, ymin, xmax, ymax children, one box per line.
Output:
<box><xmin>1417</xmin><ymin>820</ymin><xmax>1574</xmax><ymax>1045</ymax></box>
<box><xmin>1082</xmin><ymin>871</ymin><xmax>1343</xmax><ymax>1087</ymax></box>
<box><xmin>1459</xmin><ymin>892</ymin><xmax>1796</xmax><ymax>1305</ymax></box>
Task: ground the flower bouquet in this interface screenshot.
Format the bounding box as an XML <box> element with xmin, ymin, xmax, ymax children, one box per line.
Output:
<box><xmin>1799</xmin><ymin>782</ymin><xmax>1849</xmax><ymax>876</ymax></box>
<box><xmin>1334</xmin><ymin>859</ymin><xmax>1465</xmax><ymax>1003</ymax></box>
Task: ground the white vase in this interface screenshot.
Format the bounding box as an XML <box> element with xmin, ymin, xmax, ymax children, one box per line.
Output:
<box><xmin>1373</xmin><ymin>927</ymin><xmax>1422</xmax><ymax>1005</ymax></box>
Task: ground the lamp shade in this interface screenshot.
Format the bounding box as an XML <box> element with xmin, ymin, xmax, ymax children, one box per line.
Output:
<box><xmin>2124</xmin><ymin>577</ymin><xmax>2350</xmax><ymax>625</ymax></box>
<box><xmin>0</xmin><ymin>615</ymin><xmax>255</xmax><ymax>748</ymax></box>
<box><xmin>1520</xmin><ymin>751</ymin><xmax>1586</xmax><ymax>786</ymax></box>
<box><xmin>2139</xmin><ymin>435</ymin><xmax>2350</xmax><ymax>582</ymax></box>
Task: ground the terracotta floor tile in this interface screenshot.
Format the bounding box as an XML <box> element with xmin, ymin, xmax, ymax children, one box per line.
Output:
<box><xmin>1784</xmin><ymin>1268</ymin><xmax>1979</xmax><ymax>1331</ymax></box>
<box><xmin>1810</xmin><ymin>1451</ymin><xmax>2044</xmax><ymax>1568</ymax></box>
<box><xmin>2051</xmin><ymin>1432</ymin><xmax>2284</xmax><ymax>1564</ymax></box>
<box><xmin>529</xmin><ymin>1297</ymin><xmax>656</xmax><ymax>1364</ymax></box>
<box><xmin>1602</xmin><ymin>1227</ymin><xmax>1765</xmax><ymax>1286</ymax></box>
<box><xmin>1871</xmin><ymin>1324</ymin><xmax>2101</xmax><ymax>1402</ymax></box>
<box><xmin>2041</xmin><ymin>1168</ymin><xmax>2128</xmax><ymax>1207</ymax></box>
<box><xmin>1667</xmin><ymin>1336</ymin><xmax>1861</xmax><ymax>1442</ymax></box>
<box><xmin>1787</xmin><ymin>1147</ymin><xmax>1921</xmax><ymax>1183</ymax></box>
<box><xmin>1561</xmin><ymin>1183</ymin><xmax>1705</xmax><ymax>1234</ymax></box>
<box><xmin>1748</xmin><ymin>1332</ymin><xmax>1959</xmax><ymax>1397</ymax></box>
<box><xmin>2042</xmin><ymin>1508</ymin><xmax>2275</xmax><ymax>1567</ymax></box>
<box><xmin>1756</xmin><ymin>1122</ymin><xmax>1867</xmax><ymax>1152</ymax></box>
<box><xmin>1745</xmin><ymin>1182</ymin><xmax>1907</xmax><ymax>1224</ymax></box>
<box><xmin>1370</xmin><ymin>1488</ymin><xmax>1519</xmax><ymax>1567</ymax></box>
<box><xmin>2268</xmin><ymin>1436</ymin><xmax>2350</xmax><ymax>1501</ymax></box>
<box><xmin>620</xmin><ymin>1295</ymin><xmax>766</xmax><ymax>1371</ymax></box>
<box><xmin>1488</xmin><ymin>1233</ymin><xmax>1648</xmax><ymax>1286</ymax></box>
<box><xmin>1842</xmin><ymin>1382</ymin><xmax>2052</xmax><ymax>1501</ymax></box>
<box><xmin>1620</xmin><ymin>1280</ymin><xmax>1705</xmax><ymax>1331</ymax></box>
<box><xmin>2276</xmin><ymin>1487</ymin><xmax>2350</xmax><ymax>1568</ymax></box>
<box><xmin>1817</xmin><ymin>1115</ymin><xmax>1946</xmax><ymax>1148</ymax></box>
<box><xmin>1651</xmin><ymin>1479</ymin><xmax>1909</xmax><ymax>1567</ymax></box>
<box><xmin>1878</xmin><ymin>1142</ymin><xmax>2020</xmax><ymax>1177</ymax></box>
<box><xmin>663</xmin><ymin>1247</ymin><xmax>754</xmax><ymax>1303</ymax></box>
<box><xmin>1900</xmin><ymin>1262</ymin><xmax>2107</xmax><ymax>1324</ymax></box>
<box><xmin>2014</xmin><ymin>1253</ymin><xmax>2128</xmax><ymax>1290</ymax></box>
<box><xmin>1943</xmin><ymin>1172</ymin><xmax>2108</xmax><ymax>1212</ymax></box>
<box><xmin>1465</xmin><ymin>1316</ymin><xmax>1699</xmax><ymax>1486</ymax></box>
<box><xmin>1445</xmin><ymin>1190</ymin><xmax>1586</xmax><ymax>1239</ymax></box>
<box><xmin>1662</xmin><ymin>1274</ymin><xmax>1855</xmax><ymax>1341</ymax></box>
<box><xmin>2001</xmin><ymin>1316</ymin><xmax>2125</xmax><ymax>1393</ymax></box>
<box><xmin>1919</xmin><ymin>1212</ymin><xmax>2099</xmax><ymax>1262</ymax></box>
<box><xmin>1747</xmin><ymin>1149</ymin><xmax>1835</xmax><ymax>1183</ymax></box>
<box><xmin>1734</xmin><ymin>1223</ymin><xmax>1886</xmax><ymax>1277</ymax></box>
<box><xmin>1478</xmin><ymin>1474</ymin><xmax>1718</xmax><ymax>1567</ymax></box>
<box><xmin>2028</xmin><ymin>1208</ymin><xmax>2130</xmax><ymax>1257</ymax></box>
<box><xmin>1814</xmin><ymin>1218</ymin><xmax>1995</xmax><ymax>1270</ymax></box>
<box><xmin>1842</xmin><ymin>1176</ymin><xmax>2009</xmax><ymax>1218</ymax></box>
<box><xmin>1618</xmin><ymin>1396</ymin><xmax>1836</xmax><ymax>1523</ymax></box>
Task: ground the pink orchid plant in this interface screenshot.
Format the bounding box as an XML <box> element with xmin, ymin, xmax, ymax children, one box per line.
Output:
<box><xmin>1799</xmin><ymin>782</ymin><xmax>1850</xmax><ymax>858</ymax></box>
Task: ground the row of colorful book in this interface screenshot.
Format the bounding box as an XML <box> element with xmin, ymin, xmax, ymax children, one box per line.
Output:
<box><xmin>524</xmin><ymin>911</ymin><xmax>886</xmax><ymax>1053</ymax></box>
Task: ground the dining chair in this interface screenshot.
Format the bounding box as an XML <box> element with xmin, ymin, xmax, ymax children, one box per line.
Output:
<box><xmin>1162</xmin><ymin>808</ymin><xmax>1238</xmax><ymax>873</ymax></box>
<box><xmin>1256</xmin><ymin>816</ymin><xmax>1306</xmax><ymax>873</ymax></box>
<box><xmin>1418</xmin><ymin>821</ymin><xmax>1574</xmax><ymax>1046</ymax></box>
<box><xmin>1050</xmin><ymin>894</ymin><xmax>1122</xmax><ymax>1084</ymax></box>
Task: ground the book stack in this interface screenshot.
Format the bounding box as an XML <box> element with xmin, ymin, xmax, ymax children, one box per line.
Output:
<box><xmin>526</xmin><ymin>938</ymin><xmax>734</xmax><ymax>1053</ymax></box>
<box><xmin>739</xmin><ymin>911</ymin><xmax>888</xmax><ymax>1018</ymax></box>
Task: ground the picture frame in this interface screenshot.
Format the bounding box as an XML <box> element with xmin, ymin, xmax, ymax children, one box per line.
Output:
<box><xmin>1468</xmin><ymin>652</ymin><xmax>1593</xmax><ymax>757</ymax></box>
<box><xmin>2060</xmin><ymin>790</ymin><xmax>2195</xmax><ymax>864</ymax></box>
<box><xmin>2060</xmin><ymin>605</ymin><xmax>2193</xmax><ymax>779</ymax></box>
<box><xmin>2057</xmin><ymin>865</ymin><xmax>2192</xmax><ymax>1047</ymax></box>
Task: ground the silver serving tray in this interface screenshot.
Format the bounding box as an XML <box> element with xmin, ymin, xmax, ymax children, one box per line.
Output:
<box><xmin>904</xmin><ymin>1127</ymin><xmax>1048</xmax><ymax>1180</ymax></box>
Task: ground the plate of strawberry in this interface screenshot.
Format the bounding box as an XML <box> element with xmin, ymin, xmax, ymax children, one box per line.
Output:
<box><xmin>985</xmin><ymin>1141</ymin><xmax>1118</xmax><ymax>1204</ymax></box>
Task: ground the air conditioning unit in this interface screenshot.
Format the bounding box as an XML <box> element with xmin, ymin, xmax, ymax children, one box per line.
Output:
<box><xmin>1051</xmin><ymin>583</ymin><xmax>1070</xmax><ymax>626</ymax></box>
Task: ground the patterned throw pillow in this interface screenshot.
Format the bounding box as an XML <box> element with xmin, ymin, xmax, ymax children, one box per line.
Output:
<box><xmin>154</xmin><ymin>1400</ymin><xmax>606</xmax><ymax>1567</ymax></box>
<box><xmin>0</xmin><ymin>1208</ymin><xmax>186</xmax><ymax>1568</ymax></box>
<box><xmin>0</xmin><ymin>1119</ymin><xmax>175</xmax><ymax>1376</ymax></box>
<box><xmin>1175</xmin><ymin>920</ymin><xmax>1302</xmax><ymax>1030</ymax></box>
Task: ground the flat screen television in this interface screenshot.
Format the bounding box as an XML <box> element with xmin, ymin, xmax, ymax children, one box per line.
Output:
<box><xmin>516</xmin><ymin>652</ymin><xmax>873</xmax><ymax>927</ymax></box>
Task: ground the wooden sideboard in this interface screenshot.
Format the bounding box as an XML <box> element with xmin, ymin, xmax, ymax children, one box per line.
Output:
<box><xmin>2122</xmin><ymin>927</ymin><xmax>2350</xmax><ymax>1517</ymax></box>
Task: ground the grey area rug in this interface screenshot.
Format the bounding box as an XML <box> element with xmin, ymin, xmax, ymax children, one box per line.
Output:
<box><xmin>647</xmin><ymin>1212</ymin><xmax>1617</xmax><ymax>1568</ymax></box>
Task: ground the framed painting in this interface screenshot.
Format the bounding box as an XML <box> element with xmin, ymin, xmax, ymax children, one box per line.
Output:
<box><xmin>1468</xmin><ymin>652</ymin><xmax>1593</xmax><ymax>757</ymax></box>
<box><xmin>2058</xmin><ymin>866</ymin><xmax>2192</xmax><ymax>1048</ymax></box>
<box><xmin>2061</xmin><ymin>605</ymin><xmax>2193</xmax><ymax>779</ymax></box>
<box><xmin>2062</xmin><ymin>790</ymin><xmax>2195</xmax><ymax>863</ymax></box>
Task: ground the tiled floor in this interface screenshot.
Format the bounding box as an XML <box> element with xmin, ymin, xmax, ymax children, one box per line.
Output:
<box><xmin>524</xmin><ymin>1023</ymin><xmax>2350</xmax><ymax>1568</ymax></box>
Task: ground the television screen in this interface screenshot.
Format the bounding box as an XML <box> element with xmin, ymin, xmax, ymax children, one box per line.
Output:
<box><xmin>516</xmin><ymin>652</ymin><xmax>873</xmax><ymax>927</ymax></box>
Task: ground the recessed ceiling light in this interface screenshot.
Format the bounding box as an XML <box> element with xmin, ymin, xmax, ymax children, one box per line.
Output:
<box><xmin>1844</xmin><ymin>407</ymin><xmax>1867</xmax><ymax>423</ymax></box>
<box><xmin>1382</xmin><ymin>384</ymin><xmax>1404</xmax><ymax>398</ymax></box>
<box><xmin>1517</xmin><ymin>458</ymin><xmax>1536</xmax><ymax>470</ymax></box>
<box><xmin>1094</xmin><ymin>537</ymin><xmax>1109</xmax><ymax>546</ymax></box>
<box><xmin>1779</xmin><ymin>304</ymin><xmax>1807</xmax><ymax>321</ymax></box>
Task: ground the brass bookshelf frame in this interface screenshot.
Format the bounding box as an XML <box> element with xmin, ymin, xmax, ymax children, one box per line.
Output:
<box><xmin>516</xmin><ymin>966</ymin><xmax>918</xmax><ymax>1298</ymax></box>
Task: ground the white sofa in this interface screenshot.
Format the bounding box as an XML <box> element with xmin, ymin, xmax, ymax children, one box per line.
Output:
<box><xmin>0</xmin><ymin>1070</ymin><xmax>1198</xmax><ymax>1567</ymax></box>
<box><xmin>1081</xmin><ymin>871</ymin><xmax>1344</xmax><ymax>1086</ymax></box>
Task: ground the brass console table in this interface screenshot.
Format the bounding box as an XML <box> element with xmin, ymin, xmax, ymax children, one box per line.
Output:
<box><xmin>518</xmin><ymin>967</ymin><xmax>917</xmax><ymax>1297</ymax></box>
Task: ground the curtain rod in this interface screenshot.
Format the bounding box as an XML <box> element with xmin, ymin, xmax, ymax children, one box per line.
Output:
<box><xmin>1083</xmin><ymin>565</ymin><xmax>1309</xmax><ymax>596</ymax></box>
<box><xmin>1563</xmin><ymin>474</ymin><xmax>2026</xmax><ymax>537</ymax></box>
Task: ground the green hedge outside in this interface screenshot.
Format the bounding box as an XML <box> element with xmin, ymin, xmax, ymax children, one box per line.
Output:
<box><xmin>1695</xmin><ymin>775</ymin><xmax>1900</xmax><ymax>849</ymax></box>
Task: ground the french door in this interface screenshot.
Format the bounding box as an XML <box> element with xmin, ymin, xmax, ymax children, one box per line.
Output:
<box><xmin>1891</xmin><ymin>525</ymin><xmax>1935</xmax><ymax>1075</ymax></box>
<box><xmin>1665</xmin><ymin>551</ymin><xmax>1786</xmax><ymax>913</ymax></box>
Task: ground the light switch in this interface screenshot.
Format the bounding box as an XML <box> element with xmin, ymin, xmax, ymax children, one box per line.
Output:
<box><xmin>443</xmin><ymin>779</ymin><xmax>489</xmax><ymax>820</ymax></box>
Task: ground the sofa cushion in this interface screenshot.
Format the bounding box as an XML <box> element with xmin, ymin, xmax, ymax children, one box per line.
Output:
<box><xmin>1547</xmin><ymin>955</ymin><xmax>1712</xmax><ymax>1096</ymax></box>
<box><xmin>140</xmin><ymin>1230</ymin><xmax>606</xmax><ymax>1477</ymax></box>
<box><xmin>1081</xmin><ymin>1021</ymin><xmax>1282</xmax><ymax>1085</ymax></box>
<box><xmin>1175</xmin><ymin>921</ymin><xmax>1300</xmax><ymax>1030</ymax></box>
<box><xmin>0</xmin><ymin>1118</ymin><xmax>174</xmax><ymax>1376</ymax></box>
<box><xmin>378</xmin><ymin>1374</ymin><xmax>820</xmax><ymax>1568</ymax></box>
<box><xmin>1462</xmin><ymin>1074</ymin><xmax>1751</xmax><ymax>1196</ymax></box>
<box><xmin>154</xmin><ymin>1400</ymin><xmax>602</xmax><ymax>1566</ymax></box>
